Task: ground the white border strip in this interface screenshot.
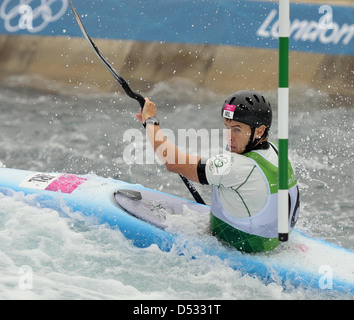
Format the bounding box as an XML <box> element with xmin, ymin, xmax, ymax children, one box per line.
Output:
<box><xmin>278</xmin><ymin>87</ymin><xmax>289</xmax><ymax>139</ymax></box>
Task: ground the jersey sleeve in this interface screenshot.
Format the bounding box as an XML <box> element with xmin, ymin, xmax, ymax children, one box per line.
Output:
<box><xmin>204</xmin><ymin>152</ymin><xmax>261</xmax><ymax>189</ymax></box>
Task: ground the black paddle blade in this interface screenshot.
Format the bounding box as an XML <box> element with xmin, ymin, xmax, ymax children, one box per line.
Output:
<box><xmin>68</xmin><ymin>0</ymin><xmax>145</xmax><ymax>108</ymax></box>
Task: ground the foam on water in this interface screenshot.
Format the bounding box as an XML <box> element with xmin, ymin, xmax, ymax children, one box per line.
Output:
<box><xmin>0</xmin><ymin>193</ymin><xmax>351</xmax><ymax>300</ymax></box>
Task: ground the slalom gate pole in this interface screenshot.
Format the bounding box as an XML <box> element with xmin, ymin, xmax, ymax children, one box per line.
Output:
<box><xmin>278</xmin><ymin>0</ymin><xmax>290</xmax><ymax>242</ymax></box>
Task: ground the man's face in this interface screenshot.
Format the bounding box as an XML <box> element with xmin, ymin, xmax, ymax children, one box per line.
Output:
<box><xmin>224</xmin><ymin>119</ymin><xmax>252</xmax><ymax>154</ymax></box>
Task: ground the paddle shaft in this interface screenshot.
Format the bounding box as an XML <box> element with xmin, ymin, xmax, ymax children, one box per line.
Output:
<box><xmin>69</xmin><ymin>0</ymin><xmax>206</xmax><ymax>205</ymax></box>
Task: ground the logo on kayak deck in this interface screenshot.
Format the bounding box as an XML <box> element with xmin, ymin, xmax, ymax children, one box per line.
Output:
<box><xmin>20</xmin><ymin>172</ymin><xmax>86</xmax><ymax>194</ymax></box>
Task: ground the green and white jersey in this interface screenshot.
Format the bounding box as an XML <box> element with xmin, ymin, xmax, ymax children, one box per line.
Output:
<box><xmin>205</xmin><ymin>143</ymin><xmax>299</xmax><ymax>240</ymax></box>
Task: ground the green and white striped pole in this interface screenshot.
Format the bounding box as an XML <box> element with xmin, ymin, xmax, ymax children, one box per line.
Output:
<box><xmin>278</xmin><ymin>0</ymin><xmax>290</xmax><ymax>242</ymax></box>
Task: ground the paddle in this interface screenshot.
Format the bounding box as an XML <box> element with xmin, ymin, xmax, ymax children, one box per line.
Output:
<box><xmin>68</xmin><ymin>0</ymin><xmax>206</xmax><ymax>205</ymax></box>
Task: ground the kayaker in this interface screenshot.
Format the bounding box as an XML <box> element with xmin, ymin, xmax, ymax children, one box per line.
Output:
<box><xmin>136</xmin><ymin>90</ymin><xmax>300</xmax><ymax>253</ymax></box>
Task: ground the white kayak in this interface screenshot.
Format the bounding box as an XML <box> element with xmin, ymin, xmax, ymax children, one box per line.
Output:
<box><xmin>0</xmin><ymin>167</ymin><xmax>353</xmax><ymax>295</ymax></box>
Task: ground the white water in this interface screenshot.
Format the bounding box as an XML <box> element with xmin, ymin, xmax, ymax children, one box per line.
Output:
<box><xmin>0</xmin><ymin>78</ymin><xmax>353</xmax><ymax>300</ymax></box>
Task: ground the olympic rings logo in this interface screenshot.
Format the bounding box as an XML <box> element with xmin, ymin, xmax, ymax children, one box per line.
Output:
<box><xmin>208</xmin><ymin>154</ymin><xmax>232</xmax><ymax>176</ymax></box>
<box><xmin>0</xmin><ymin>0</ymin><xmax>68</xmax><ymax>33</ymax></box>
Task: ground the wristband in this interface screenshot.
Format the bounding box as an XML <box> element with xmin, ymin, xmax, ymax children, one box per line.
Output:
<box><xmin>143</xmin><ymin>116</ymin><xmax>160</xmax><ymax>128</ymax></box>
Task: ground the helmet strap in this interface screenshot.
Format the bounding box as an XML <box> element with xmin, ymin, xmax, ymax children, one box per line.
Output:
<box><xmin>243</xmin><ymin>127</ymin><xmax>257</xmax><ymax>154</ymax></box>
<box><xmin>243</xmin><ymin>127</ymin><xmax>269</xmax><ymax>154</ymax></box>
